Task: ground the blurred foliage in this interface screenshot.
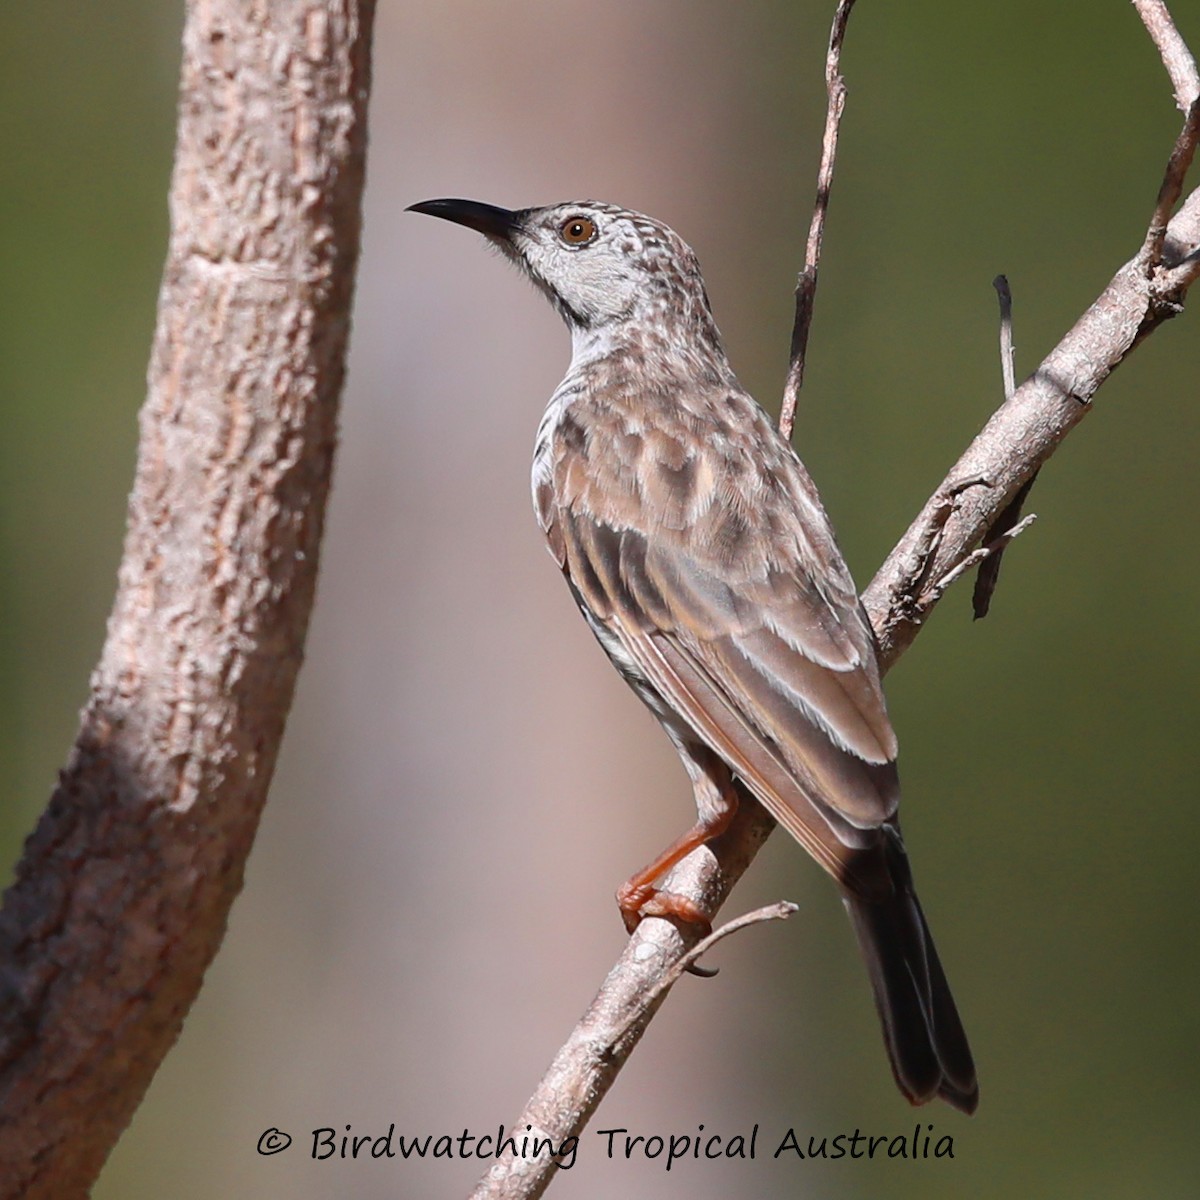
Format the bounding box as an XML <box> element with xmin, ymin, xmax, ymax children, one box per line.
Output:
<box><xmin>1</xmin><ymin>1</ymin><xmax>1197</xmax><ymax>1197</ymax></box>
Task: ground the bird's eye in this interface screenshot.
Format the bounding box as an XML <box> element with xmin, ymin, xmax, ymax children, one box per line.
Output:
<box><xmin>560</xmin><ymin>216</ymin><xmax>597</xmax><ymax>245</ymax></box>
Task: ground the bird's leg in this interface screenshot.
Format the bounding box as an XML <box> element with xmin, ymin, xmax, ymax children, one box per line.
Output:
<box><xmin>617</xmin><ymin>750</ymin><xmax>738</xmax><ymax>935</ymax></box>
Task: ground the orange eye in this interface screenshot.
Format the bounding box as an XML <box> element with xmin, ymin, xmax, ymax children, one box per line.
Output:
<box><xmin>560</xmin><ymin>216</ymin><xmax>597</xmax><ymax>245</ymax></box>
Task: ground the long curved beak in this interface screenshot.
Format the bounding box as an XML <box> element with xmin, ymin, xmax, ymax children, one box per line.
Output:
<box><xmin>406</xmin><ymin>198</ymin><xmax>519</xmax><ymax>242</ymax></box>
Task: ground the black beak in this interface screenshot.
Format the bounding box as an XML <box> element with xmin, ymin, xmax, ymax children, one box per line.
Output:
<box><xmin>406</xmin><ymin>198</ymin><xmax>519</xmax><ymax>242</ymax></box>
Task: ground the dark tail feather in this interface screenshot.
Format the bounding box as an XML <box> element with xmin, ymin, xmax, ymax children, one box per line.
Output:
<box><xmin>842</xmin><ymin>834</ymin><xmax>978</xmax><ymax>1115</ymax></box>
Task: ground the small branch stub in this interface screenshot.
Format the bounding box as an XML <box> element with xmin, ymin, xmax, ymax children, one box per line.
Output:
<box><xmin>972</xmin><ymin>274</ymin><xmax>1036</xmax><ymax>619</ymax></box>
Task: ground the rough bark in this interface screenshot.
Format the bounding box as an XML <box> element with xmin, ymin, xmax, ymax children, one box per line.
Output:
<box><xmin>0</xmin><ymin>3</ymin><xmax>375</xmax><ymax>1195</ymax></box>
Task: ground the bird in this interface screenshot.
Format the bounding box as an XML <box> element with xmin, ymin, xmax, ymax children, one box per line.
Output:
<box><xmin>408</xmin><ymin>197</ymin><xmax>978</xmax><ymax>1114</ymax></box>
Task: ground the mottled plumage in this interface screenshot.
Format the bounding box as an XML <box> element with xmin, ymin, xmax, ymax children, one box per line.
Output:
<box><xmin>409</xmin><ymin>197</ymin><xmax>978</xmax><ymax>1114</ymax></box>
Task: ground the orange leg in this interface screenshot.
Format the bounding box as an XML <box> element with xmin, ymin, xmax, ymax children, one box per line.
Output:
<box><xmin>617</xmin><ymin>757</ymin><xmax>739</xmax><ymax>935</ymax></box>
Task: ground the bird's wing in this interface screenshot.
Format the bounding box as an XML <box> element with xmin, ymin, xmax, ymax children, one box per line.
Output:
<box><xmin>544</xmin><ymin>387</ymin><xmax>900</xmax><ymax>891</ymax></box>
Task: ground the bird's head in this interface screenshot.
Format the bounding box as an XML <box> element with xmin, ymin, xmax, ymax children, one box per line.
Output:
<box><xmin>408</xmin><ymin>198</ymin><xmax>722</xmax><ymax>361</ymax></box>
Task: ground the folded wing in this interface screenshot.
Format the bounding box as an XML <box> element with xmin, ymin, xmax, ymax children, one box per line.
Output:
<box><xmin>547</xmin><ymin>391</ymin><xmax>902</xmax><ymax>896</ymax></box>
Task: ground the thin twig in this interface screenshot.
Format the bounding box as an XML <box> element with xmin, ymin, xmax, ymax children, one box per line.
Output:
<box><xmin>929</xmin><ymin>514</ymin><xmax>1036</xmax><ymax>608</ymax></box>
<box><xmin>994</xmin><ymin>275</ymin><xmax>1016</xmax><ymax>401</ymax></box>
<box><xmin>1142</xmin><ymin>96</ymin><xmax>1200</xmax><ymax>264</ymax></box>
<box><xmin>608</xmin><ymin>903</ymin><xmax>798</xmax><ymax>1048</ymax></box>
<box><xmin>1133</xmin><ymin>3</ymin><xmax>1200</xmax><ymax>264</ymax></box>
<box><xmin>972</xmin><ymin>478</ymin><xmax>1037</xmax><ymax>619</ymax></box>
<box><xmin>1133</xmin><ymin>0</ymin><xmax>1199</xmax><ymax>112</ymax></box>
<box><xmin>972</xmin><ymin>276</ymin><xmax>1035</xmax><ymax>619</ymax></box>
<box><xmin>780</xmin><ymin>0</ymin><xmax>857</xmax><ymax>441</ymax></box>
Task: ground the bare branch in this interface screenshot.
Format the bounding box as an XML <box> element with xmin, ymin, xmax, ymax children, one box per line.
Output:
<box><xmin>1142</xmin><ymin>97</ymin><xmax>1200</xmax><ymax>264</ymax></box>
<box><xmin>0</xmin><ymin>5</ymin><xmax>375</xmax><ymax>1196</ymax></box>
<box><xmin>1133</xmin><ymin>0</ymin><xmax>1199</xmax><ymax>112</ymax></box>
<box><xmin>780</xmin><ymin>0</ymin><xmax>857</xmax><ymax>441</ymax></box>
<box><xmin>861</xmin><ymin>246</ymin><xmax>1191</xmax><ymax>666</ymax></box>
<box><xmin>1135</xmin><ymin>2</ymin><xmax>1200</xmax><ymax>264</ymax></box>
<box><xmin>867</xmin><ymin>4</ymin><xmax>1200</xmax><ymax>664</ymax></box>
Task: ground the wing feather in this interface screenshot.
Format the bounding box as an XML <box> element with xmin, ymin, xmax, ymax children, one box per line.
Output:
<box><xmin>547</xmin><ymin>380</ymin><xmax>902</xmax><ymax>888</ymax></box>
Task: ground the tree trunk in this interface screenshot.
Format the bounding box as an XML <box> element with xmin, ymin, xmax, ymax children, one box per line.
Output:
<box><xmin>0</xmin><ymin>3</ymin><xmax>376</xmax><ymax>1195</ymax></box>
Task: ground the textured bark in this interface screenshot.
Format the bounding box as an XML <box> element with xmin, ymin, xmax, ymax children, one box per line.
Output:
<box><xmin>0</xmin><ymin>3</ymin><xmax>375</xmax><ymax>1195</ymax></box>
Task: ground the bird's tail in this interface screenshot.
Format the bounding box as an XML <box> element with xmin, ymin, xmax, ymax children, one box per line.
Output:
<box><xmin>842</xmin><ymin>833</ymin><xmax>978</xmax><ymax>1115</ymax></box>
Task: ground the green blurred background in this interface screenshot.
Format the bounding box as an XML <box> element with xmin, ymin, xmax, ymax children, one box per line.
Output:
<box><xmin>2</xmin><ymin>2</ymin><xmax>1198</xmax><ymax>1197</ymax></box>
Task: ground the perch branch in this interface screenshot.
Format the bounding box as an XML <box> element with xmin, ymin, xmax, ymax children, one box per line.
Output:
<box><xmin>0</xmin><ymin>4</ymin><xmax>376</xmax><ymax>1197</ymax></box>
<box><xmin>471</xmin><ymin>6</ymin><xmax>1200</xmax><ymax>1198</ymax></box>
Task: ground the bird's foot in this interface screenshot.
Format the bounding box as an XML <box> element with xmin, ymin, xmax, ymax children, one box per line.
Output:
<box><xmin>617</xmin><ymin>882</ymin><xmax>712</xmax><ymax>937</ymax></box>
